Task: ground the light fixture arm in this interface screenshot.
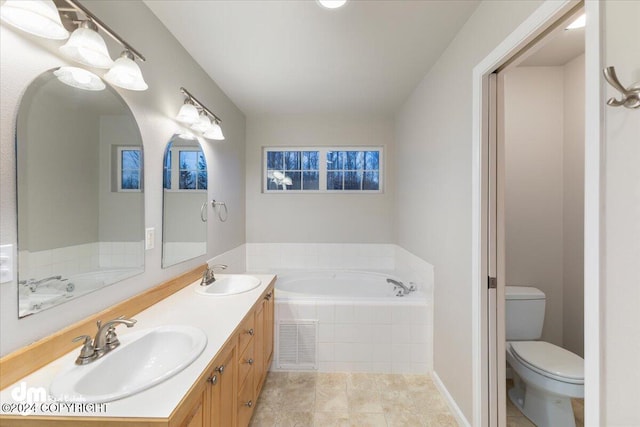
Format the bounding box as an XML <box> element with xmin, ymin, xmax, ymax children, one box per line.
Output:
<box><xmin>62</xmin><ymin>0</ymin><xmax>146</xmax><ymax>62</ymax></box>
<box><xmin>180</xmin><ymin>87</ymin><xmax>222</xmax><ymax>124</ymax></box>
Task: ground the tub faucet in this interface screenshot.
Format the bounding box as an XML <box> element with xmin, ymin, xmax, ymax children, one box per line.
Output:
<box><xmin>200</xmin><ymin>264</ymin><xmax>228</xmax><ymax>286</ymax></box>
<box><xmin>387</xmin><ymin>278</ymin><xmax>416</xmax><ymax>296</ymax></box>
<box><xmin>73</xmin><ymin>316</ymin><xmax>137</xmax><ymax>365</ymax></box>
<box><xmin>19</xmin><ymin>275</ymin><xmax>62</xmax><ymax>292</ymax></box>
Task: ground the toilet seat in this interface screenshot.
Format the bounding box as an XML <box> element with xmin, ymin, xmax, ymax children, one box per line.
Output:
<box><xmin>510</xmin><ymin>341</ymin><xmax>584</xmax><ymax>385</ymax></box>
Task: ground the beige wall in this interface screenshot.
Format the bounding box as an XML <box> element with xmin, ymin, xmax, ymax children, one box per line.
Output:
<box><xmin>394</xmin><ymin>0</ymin><xmax>544</xmax><ymax>420</ymax></box>
<box><xmin>0</xmin><ymin>0</ymin><xmax>246</xmax><ymax>356</ymax></box>
<box><xmin>502</xmin><ymin>58</ymin><xmax>585</xmax><ymax>355</ymax></box>
<box><xmin>503</xmin><ymin>66</ymin><xmax>566</xmax><ymax>348</ymax></box>
<box><xmin>603</xmin><ymin>1</ymin><xmax>640</xmax><ymax>425</ymax></box>
<box><xmin>246</xmin><ymin>115</ymin><xmax>394</xmax><ymax>243</ymax></box>
<box><xmin>562</xmin><ymin>54</ymin><xmax>585</xmax><ymax>358</ymax></box>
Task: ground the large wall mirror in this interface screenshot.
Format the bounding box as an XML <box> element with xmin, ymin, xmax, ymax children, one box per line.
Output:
<box><xmin>16</xmin><ymin>68</ymin><xmax>145</xmax><ymax>318</ymax></box>
<box><xmin>162</xmin><ymin>134</ymin><xmax>208</xmax><ymax>268</ymax></box>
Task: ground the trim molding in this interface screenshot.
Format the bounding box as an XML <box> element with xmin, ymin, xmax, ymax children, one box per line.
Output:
<box><xmin>0</xmin><ymin>264</ymin><xmax>206</xmax><ymax>389</ymax></box>
<box><xmin>432</xmin><ymin>370</ymin><xmax>471</xmax><ymax>427</ymax></box>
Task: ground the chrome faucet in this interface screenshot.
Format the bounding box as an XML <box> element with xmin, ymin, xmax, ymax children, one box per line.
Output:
<box><xmin>19</xmin><ymin>275</ymin><xmax>62</xmax><ymax>292</ymax></box>
<box><xmin>200</xmin><ymin>264</ymin><xmax>228</xmax><ymax>286</ymax></box>
<box><xmin>387</xmin><ymin>278</ymin><xmax>416</xmax><ymax>296</ymax></box>
<box><xmin>73</xmin><ymin>316</ymin><xmax>137</xmax><ymax>365</ymax></box>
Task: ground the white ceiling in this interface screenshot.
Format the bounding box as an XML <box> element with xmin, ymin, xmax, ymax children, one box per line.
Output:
<box><xmin>144</xmin><ymin>0</ymin><xmax>480</xmax><ymax>116</ymax></box>
<box><xmin>519</xmin><ymin>27</ymin><xmax>585</xmax><ymax>67</ymax></box>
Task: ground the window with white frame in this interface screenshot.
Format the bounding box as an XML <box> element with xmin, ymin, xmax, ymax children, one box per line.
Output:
<box><xmin>117</xmin><ymin>147</ymin><xmax>142</xmax><ymax>191</ymax></box>
<box><xmin>263</xmin><ymin>147</ymin><xmax>382</xmax><ymax>193</ymax></box>
<box><xmin>164</xmin><ymin>147</ymin><xmax>207</xmax><ymax>191</ymax></box>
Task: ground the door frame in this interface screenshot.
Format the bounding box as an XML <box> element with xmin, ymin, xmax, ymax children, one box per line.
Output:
<box><xmin>470</xmin><ymin>1</ymin><xmax>604</xmax><ymax>426</ymax></box>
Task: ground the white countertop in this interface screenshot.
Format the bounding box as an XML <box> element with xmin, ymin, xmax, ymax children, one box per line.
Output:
<box><xmin>0</xmin><ymin>274</ymin><xmax>276</xmax><ymax>419</ymax></box>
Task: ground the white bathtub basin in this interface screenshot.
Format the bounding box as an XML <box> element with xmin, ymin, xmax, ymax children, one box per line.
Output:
<box><xmin>195</xmin><ymin>275</ymin><xmax>261</xmax><ymax>296</ymax></box>
<box><xmin>49</xmin><ymin>325</ymin><xmax>207</xmax><ymax>403</ymax></box>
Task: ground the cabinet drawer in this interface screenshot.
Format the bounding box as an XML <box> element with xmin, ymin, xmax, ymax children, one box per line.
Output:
<box><xmin>238</xmin><ymin>313</ymin><xmax>255</xmax><ymax>354</ymax></box>
<box><xmin>237</xmin><ymin>375</ymin><xmax>255</xmax><ymax>427</ymax></box>
<box><xmin>238</xmin><ymin>340</ymin><xmax>255</xmax><ymax>390</ymax></box>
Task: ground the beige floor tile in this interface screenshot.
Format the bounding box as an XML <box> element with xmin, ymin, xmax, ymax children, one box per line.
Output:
<box><xmin>249</xmin><ymin>408</ymin><xmax>278</xmax><ymax>427</ymax></box>
<box><xmin>421</xmin><ymin>411</ymin><xmax>458</xmax><ymax>427</ymax></box>
<box><xmin>347</xmin><ymin>373</ymin><xmax>378</xmax><ymax>391</ymax></box>
<box><xmin>316</xmin><ymin>388</ymin><xmax>349</xmax><ymax>412</ymax></box>
<box><xmin>276</xmin><ymin>411</ymin><xmax>314</xmax><ymax>427</ymax></box>
<box><xmin>380</xmin><ymin>389</ymin><xmax>419</xmax><ymax>414</ymax></box>
<box><xmin>288</xmin><ymin>372</ymin><xmax>317</xmax><ymax>387</ymax></box>
<box><xmin>505</xmin><ymin>394</ymin><xmax>521</xmax><ymax>417</ymax></box>
<box><xmin>313</xmin><ymin>411</ymin><xmax>350</xmax><ymax>427</ymax></box>
<box><xmin>317</xmin><ymin>372</ymin><xmax>348</xmax><ymax>390</ymax></box>
<box><xmin>412</xmin><ymin>391</ymin><xmax>449</xmax><ymax>416</ymax></box>
<box><xmin>572</xmin><ymin>398</ymin><xmax>585</xmax><ymax>427</ymax></box>
<box><xmin>349</xmin><ymin>412</ymin><xmax>387</xmax><ymax>427</ymax></box>
<box><xmin>506</xmin><ymin>416</ymin><xmax>536</xmax><ymax>427</ymax></box>
<box><xmin>385</xmin><ymin>411</ymin><xmax>426</xmax><ymax>427</ymax></box>
<box><xmin>264</xmin><ymin>372</ymin><xmax>289</xmax><ymax>389</ymax></box>
<box><xmin>280</xmin><ymin>387</ymin><xmax>316</xmax><ymax>412</ymax></box>
<box><xmin>374</xmin><ymin>373</ymin><xmax>409</xmax><ymax>392</ymax></box>
<box><xmin>347</xmin><ymin>388</ymin><xmax>384</xmax><ymax>413</ymax></box>
<box><xmin>403</xmin><ymin>374</ymin><xmax>436</xmax><ymax>392</ymax></box>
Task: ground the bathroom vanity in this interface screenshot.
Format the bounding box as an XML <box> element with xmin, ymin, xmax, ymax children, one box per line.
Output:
<box><xmin>0</xmin><ymin>270</ymin><xmax>275</xmax><ymax>427</ymax></box>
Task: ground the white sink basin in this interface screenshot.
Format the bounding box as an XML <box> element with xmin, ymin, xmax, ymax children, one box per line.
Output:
<box><xmin>50</xmin><ymin>325</ymin><xmax>207</xmax><ymax>403</ymax></box>
<box><xmin>195</xmin><ymin>275</ymin><xmax>261</xmax><ymax>296</ymax></box>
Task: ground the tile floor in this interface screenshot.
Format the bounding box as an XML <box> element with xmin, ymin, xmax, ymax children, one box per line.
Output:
<box><xmin>250</xmin><ymin>372</ymin><xmax>457</xmax><ymax>427</ymax></box>
<box><xmin>505</xmin><ymin>380</ymin><xmax>584</xmax><ymax>427</ymax></box>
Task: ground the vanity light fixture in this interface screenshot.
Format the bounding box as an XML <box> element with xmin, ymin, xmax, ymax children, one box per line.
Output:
<box><xmin>53</xmin><ymin>66</ymin><xmax>105</xmax><ymax>91</ymax></box>
<box><xmin>178</xmin><ymin>87</ymin><xmax>225</xmax><ymax>141</ymax></box>
<box><xmin>1</xmin><ymin>0</ymin><xmax>148</xmax><ymax>91</ymax></box>
<box><xmin>59</xmin><ymin>20</ymin><xmax>114</xmax><ymax>69</ymax></box>
<box><xmin>0</xmin><ymin>0</ymin><xmax>69</xmax><ymax>40</ymax></box>
<box><xmin>317</xmin><ymin>0</ymin><xmax>348</xmax><ymax>9</ymax></box>
<box><xmin>191</xmin><ymin>113</ymin><xmax>213</xmax><ymax>133</ymax></box>
<box><xmin>104</xmin><ymin>50</ymin><xmax>148</xmax><ymax>91</ymax></box>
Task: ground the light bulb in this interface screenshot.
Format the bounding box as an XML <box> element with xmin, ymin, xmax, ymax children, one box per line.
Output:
<box><xmin>191</xmin><ymin>114</ymin><xmax>213</xmax><ymax>133</ymax></box>
<box><xmin>203</xmin><ymin>122</ymin><xmax>225</xmax><ymax>140</ymax></box>
<box><xmin>317</xmin><ymin>0</ymin><xmax>347</xmax><ymax>9</ymax></box>
<box><xmin>104</xmin><ymin>51</ymin><xmax>148</xmax><ymax>91</ymax></box>
<box><xmin>60</xmin><ymin>21</ymin><xmax>114</xmax><ymax>69</ymax></box>
<box><xmin>176</xmin><ymin>103</ymin><xmax>200</xmax><ymax>125</ymax></box>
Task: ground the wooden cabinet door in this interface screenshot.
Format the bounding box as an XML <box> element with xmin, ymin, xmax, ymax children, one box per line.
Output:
<box><xmin>253</xmin><ymin>299</ymin><xmax>266</xmax><ymax>396</ymax></box>
<box><xmin>182</xmin><ymin>390</ymin><xmax>206</xmax><ymax>427</ymax></box>
<box><xmin>210</xmin><ymin>341</ymin><xmax>237</xmax><ymax>427</ymax></box>
<box><xmin>264</xmin><ymin>289</ymin><xmax>275</xmax><ymax>367</ymax></box>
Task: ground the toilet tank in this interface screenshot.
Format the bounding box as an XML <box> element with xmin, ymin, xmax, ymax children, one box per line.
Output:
<box><xmin>505</xmin><ymin>286</ymin><xmax>546</xmax><ymax>340</ymax></box>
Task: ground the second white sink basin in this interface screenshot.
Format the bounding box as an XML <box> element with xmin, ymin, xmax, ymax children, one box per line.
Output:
<box><xmin>50</xmin><ymin>325</ymin><xmax>207</xmax><ymax>403</ymax></box>
<box><xmin>195</xmin><ymin>275</ymin><xmax>261</xmax><ymax>296</ymax></box>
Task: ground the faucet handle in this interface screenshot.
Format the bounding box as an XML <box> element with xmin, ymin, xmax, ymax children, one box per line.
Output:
<box><xmin>73</xmin><ymin>335</ymin><xmax>96</xmax><ymax>364</ymax></box>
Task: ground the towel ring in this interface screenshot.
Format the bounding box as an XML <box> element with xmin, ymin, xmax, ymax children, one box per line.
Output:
<box><xmin>200</xmin><ymin>201</ymin><xmax>208</xmax><ymax>222</ymax></box>
<box><xmin>211</xmin><ymin>200</ymin><xmax>228</xmax><ymax>222</ymax></box>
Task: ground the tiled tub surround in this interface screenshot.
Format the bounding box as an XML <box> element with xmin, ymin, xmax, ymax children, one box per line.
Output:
<box><xmin>249</xmin><ymin>244</ymin><xmax>435</xmax><ymax>375</ymax></box>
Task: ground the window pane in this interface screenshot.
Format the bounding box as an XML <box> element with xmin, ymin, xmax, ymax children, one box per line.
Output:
<box><xmin>345</xmin><ymin>151</ymin><xmax>364</xmax><ymax>170</ymax></box>
<box><xmin>344</xmin><ymin>171</ymin><xmax>362</xmax><ymax>190</ymax></box>
<box><xmin>180</xmin><ymin>170</ymin><xmax>196</xmax><ymax>189</ymax></box>
<box><xmin>267</xmin><ymin>151</ymin><xmax>283</xmax><ymax>169</ymax></box>
<box><xmin>163</xmin><ymin>169</ymin><xmax>171</xmax><ymax>189</ymax></box>
<box><xmin>327</xmin><ymin>151</ymin><xmax>345</xmax><ymax>170</ymax></box>
<box><xmin>122</xmin><ymin>150</ymin><xmax>140</xmax><ymax>170</ymax></box>
<box><xmin>364</xmin><ymin>151</ymin><xmax>379</xmax><ymax>170</ymax></box>
<box><xmin>287</xmin><ymin>172</ymin><xmax>301</xmax><ymax>190</ymax></box>
<box><xmin>303</xmin><ymin>151</ymin><xmax>319</xmax><ymax>170</ymax></box>
<box><xmin>303</xmin><ymin>171</ymin><xmax>319</xmax><ymax>190</ymax></box>
<box><xmin>363</xmin><ymin>171</ymin><xmax>379</xmax><ymax>190</ymax></box>
<box><xmin>198</xmin><ymin>152</ymin><xmax>207</xmax><ymax>171</ymax></box>
<box><xmin>179</xmin><ymin>151</ymin><xmax>197</xmax><ymax>170</ymax></box>
<box><xmin>267</xmin><ymin>177</ymin><xmax>280</xmax><ymax>191</ymax></box>
<box><xmin>197</xmin><ymin>170</ymin><xmax>207</xmax><ymax>190</ymax></box>
<box><xmin>327</xmin><ymin>171</ymin><xmax>343</xmax><ymax>190</ymax></box>
<box><xmin>122</xmin><ymin>170</ymin><xmax>139</xmax><ymax>190</ymax></box>
<box><xmin>285</xmin><ymin>151</ymin><xmax>301</xmax><ymax>170</ymax></box>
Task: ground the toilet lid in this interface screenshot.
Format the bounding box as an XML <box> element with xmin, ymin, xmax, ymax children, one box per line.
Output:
<box><xmin>510</xmin><ymin>341</ymin><xmax>584</xmax><ymax>383</ymax></box>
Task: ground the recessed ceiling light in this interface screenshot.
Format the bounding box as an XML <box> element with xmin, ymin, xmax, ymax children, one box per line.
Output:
<box><xmin>317</xmin><ymin>0</ymin><xmax>347</xmax><ymax>10</ymax></box>
<box><xmin>565</xmin><ymin>14</ymin><xmax>585</xmax><ymax>30</ymax></box>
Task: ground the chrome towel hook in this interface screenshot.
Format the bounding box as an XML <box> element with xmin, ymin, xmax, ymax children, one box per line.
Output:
<box><xmin>211</xmin><ymin>200</ymin><xmax>228</xmax><ymax>222</ymax></box>
<box><xmin>603</xmin><ymin>66</ymin><xmax>640</xmax><ymax>109</ymax></box>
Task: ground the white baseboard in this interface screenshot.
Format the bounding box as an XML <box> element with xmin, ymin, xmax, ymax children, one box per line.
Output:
<box><xmin>431</xmin><ymin>370</ymin><xmax>471</xmax><ymax>427</ymax></box>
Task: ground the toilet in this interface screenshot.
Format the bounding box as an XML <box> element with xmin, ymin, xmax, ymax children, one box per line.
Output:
<box><xmin>505</xmin><ymin>286</ymin><xmax>584</xmax><ymax>427</ymax></box>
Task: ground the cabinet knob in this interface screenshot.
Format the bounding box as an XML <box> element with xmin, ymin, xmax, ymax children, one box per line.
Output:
<box><xmin>207</xmin><ymin>374</ymin><xmax>218</xmax><ymax>385</ymax></box>
<box><xmin>215</xmin><ymin>365</ymin><xmax>225</xmax><ymax>374</ymax></box>
<box><xmin>245</xmin><ymin>358</ymin><xmax>254</xmax><ymax>365</ymax></box>
<box><xmin>264</xmin><ymin>291</ymin><xmax>272</xmax><ymax>300</ymax></box>
<box><xmin>244</xmin><ymin>400</ymin><xmax>253</xmax><ymax>408</ymax></box>
<box><xmin>246</xmin><ymin>328</ymin><xmax>254</xmax><ymax>336</ymax></box>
